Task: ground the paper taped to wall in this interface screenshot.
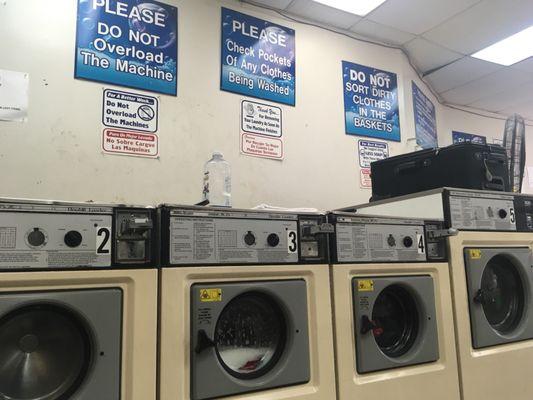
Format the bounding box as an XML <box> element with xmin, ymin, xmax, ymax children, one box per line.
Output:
<box><xmin>0</xmin><ymin>69</ymin><xmax>29</xmax><ymax>122</ymax></box>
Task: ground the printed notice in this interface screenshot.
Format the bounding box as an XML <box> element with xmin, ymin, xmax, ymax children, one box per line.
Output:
<box><xmin>412</xmin><ymin>82</ymin><xmax>437</xmax><ymax>149</ymax></box>
<box><xmin>75</xmin><ymin>0</ymin><xmax>178</xmax><ymax>95</ymax></box>
<box><xmin>241</xmin><ymin>100</ymin><xmax>282</xmax><ymax>137</ymax></box>
<box><xmin>241</xmin><ymin>133</ymin><xmax>283</xmax><ymax>160</ymax></box>
<box><xmin>360</xmin><ymin>168</ymin><xmax>372</xmax><ymax>189</ymax></box>
<box><xmin>358</xmin><ymin>140</ymin><xmax>389</xmax><ymax>168</ymax></box>
<box><xmin>102</xmin><ymin>129</ymin><xmax>158</xmax><ymax>158</ymax></box>
<box><xmin>221</xmin><ymin>8</ymin><xmax>295</xmax><ymax>106</ymax></box>
<box><xmin>103</xmin><ymin>89</ymin><xmax>158</xmax><ymax>132</ymax></box>
<box><xmin>343</xmin><ymin>61</ymin><xmax>400</xmax><ymax>141</ymax></box>
<box><xmin>0</xmin><ymin>69</ymin><xmax>29</xmax><ymax>122</ymax></box>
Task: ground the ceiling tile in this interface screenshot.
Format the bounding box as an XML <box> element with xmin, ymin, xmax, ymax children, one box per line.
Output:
<box><xmin>500</xmin><ymin>100</ymin><xmax>533</xmax><ymax>120</ymax></box>
<box><xmin>441</xmin><ymin>68</ymin><xmax>532</xmax><ymax>105</ymax></box>
<box><xmin>425</xmin><ymin>56</ymin><xmax>502</xmax><ymax>93</ymax></box>
<box><xmin>349</xmin><ymin>20</ymin><xmax>415</xmax><ymax>45</ymax></box>
<box><xmin>469</xmin><ymin>82</ymin><xmax>533</xmax><ymax>112</ymax></box>
<box><xmin>423</xmin><ymin>0</ymin><xmax>533</xmax><ymax>54</ymax></box>
<box><xmin>286</xmin><ymin>0</ymin><xmax>362</xmax><ymax>29</ymax></box>
<box><xmin>245</xmin><ymin>0</ymin><xmax>294</xmax><ymax>9</ymax></box>
<box><xmin>404</xmin><ymin>38</ymin><xmax>463</xmax><ymax>73</ymax></box>
<box><xmin>511</xmin><ymin>57</ymin><xmax>533</xmax><ymax>79</ymax></box>
<box><xmin>365</xmin><ymin>0</ymin><xmax>480</xmax><ymax>35</ymax></box>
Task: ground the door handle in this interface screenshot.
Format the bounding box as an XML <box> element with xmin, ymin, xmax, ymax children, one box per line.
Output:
<box><xmin>195</xmin><ymin>329</ymin><xmax>215</xmax><ymax>354</ymax></box>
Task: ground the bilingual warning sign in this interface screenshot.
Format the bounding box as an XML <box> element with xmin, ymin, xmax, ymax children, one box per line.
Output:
<box><xmin>102</xmin><ymin>129</ymin><xmax>158</xmax><ymax>158</ymax></box>
<box><xmin>360</xmin><ymin>168</ymin><xmax>372</xmax><ymax>189</ymax></box>
<box><xmin>241</xmin><ymin>133</ymin><xmax>283</xmax><ymax>160</ymax></box>
<box><xmin>103</xmin><ymin>89</ymin><xmax>158</xmax><ymax>132</ymax></box>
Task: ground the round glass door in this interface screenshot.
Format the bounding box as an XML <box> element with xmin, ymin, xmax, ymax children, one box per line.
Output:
<box><xmin>214</xmin><ymin>292</ymin><xmax>286</xmax><ymax>379</ymax></box>
<box><xmin>479</xmin><ymin>255</ymin><xmax>525</xmax><ymax>334</ymax></box>
<box><xmin>0</xmin><ymin>304</ymin><xmax>92</xmax><ymax>400</ymax></box>
<box><xmin>372</xmin><ymin>285</ymin><xmax>419</xmax><ymax>358</ymax></box>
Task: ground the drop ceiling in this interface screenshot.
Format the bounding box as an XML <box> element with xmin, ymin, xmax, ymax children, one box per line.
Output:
<box><xmin>246</xmin><ymin>0</ymin><xmax>533</xmax><ymax>121</ymax></box>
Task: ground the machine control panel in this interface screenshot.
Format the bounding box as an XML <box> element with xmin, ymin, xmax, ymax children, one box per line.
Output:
<box><xmin>329</xmin><ymin>213</ymin><xmax>447</xmax><ymax>263</ymax></box>
<box><xmin>161</xmin><ymin>206</ymin><xmax>330</xmax><ymax>265</ymax></box>
<box><xmin>0</xmin><ymin>200</ymin><xmax>155</xmax><ymax>270</ymax></box>
<box><xmin>447</xmin><ymin>190</ymin><xmax>516</xmax><ymax>231</ymax></box>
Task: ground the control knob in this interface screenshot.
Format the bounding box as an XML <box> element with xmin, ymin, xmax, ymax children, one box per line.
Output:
<box><xmin>27</xmin><ymin>228</ymin><xmax>46</xmax><ymax>248</ymax></box>
<box><xmin>403</xmin><ymin>236</ymin><xmax>414</xmax><ymax>248</ymax></box>
<box><xmin>267</xmin><ymin>233</ymin><xmax>280</xmax><ymax>247</ymax></box>
<box><xmin>387</xmin><ymin>234</ymin><xmax>396</xmax><ymax>247</ymax></box>
<box><xmin>498</xmin><ymin>209</ymin><xmax>508</xmax><ymax>219</ymax></box>
<box><xmin>64</xmin><ymin>230</ymin><xmax>83</xmax><ymax>248</ymax></box>
<box><xmin>244</xmin><ymin>231</ymin><xmax>256</xmax><ymax>246</ymax></box>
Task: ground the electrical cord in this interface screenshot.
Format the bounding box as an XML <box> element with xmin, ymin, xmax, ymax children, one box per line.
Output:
<box><xmin>240</xmin><ymin>0</ymin><xmax>533</xmax><ymax>127</ymax></box>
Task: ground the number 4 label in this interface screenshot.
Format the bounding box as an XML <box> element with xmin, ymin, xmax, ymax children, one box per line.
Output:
<box><xmin>96</xmin><ymin>227</ymin><xmax>111</xmax><ymax>254</ymax></box>
<box><xmin>416</xmin><ymin>233</ymin><xmax>425</xmax><ymax>254</ymax></box>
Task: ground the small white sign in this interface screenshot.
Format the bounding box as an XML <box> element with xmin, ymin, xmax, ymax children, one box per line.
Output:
<box><xmin>241</xmin><ymin>100</ymin><xmax>282</xmax><ymax>138</ymax></box>
<box><xmin>360</xmin><ymin>168</ymin><xmax>372</xmax><ymax>189</ymax></box>
<box><xmin>0</xmin><ymin>69</ymin><xmax>29</xmax><ymax>122</ymax></box>
<box><xmin>241</xmin><ymin>133</ymin><xmax>283</xmax><ymax>160</ymax></box>
<box><xmin>102</xmin><ymin>129</ymin><xmax>158</xmax><ymax>158</ymax></box>
<box><xmin>358</xmin><ymin>139</ymin><xmax>389</xmax><ymax>168</ymax></box>
<box><xmin>103</xmin><ymin>89</ymin><xmax>158</xmax><ymax>133</ymax></box>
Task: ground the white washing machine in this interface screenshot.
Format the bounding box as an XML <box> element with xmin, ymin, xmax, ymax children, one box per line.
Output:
<box><xmin>0</xmin><ymin>198</ymin><xmax>158</xmax><ymax>400</ymax></box>
<box><xmin>328</xmin><ymin>212</ymin><xmax>460</xmax><ymax>400</ymax></box>
<box><xmin>345</xmin><ymin>188</ymin><xmax>533</xmax><ymax>400</ymax></box>
<box><xmin>158</xmin><ymin>205</ymin><xmax>336</xmax><ymax>400</ymax></box>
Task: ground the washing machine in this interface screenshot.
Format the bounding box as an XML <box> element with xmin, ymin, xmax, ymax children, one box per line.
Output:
<box><xmin>342</xmin><ymin>188</ymin><xmax>533</xmax><ymax>400</ymax></box>
<box><xmin>157</xmin><ymin>205</ymin><xmax>336</xmax><ymax>400</ymax></box>
<box><xmin>0</xmin><ymin>198</ymin><xmax>158</xmax><ymax>400</ymax></box>
<box><xmin>328</xmin><ymin>212</ymin><xmax>460</xmax><ymax>400</ymax></box>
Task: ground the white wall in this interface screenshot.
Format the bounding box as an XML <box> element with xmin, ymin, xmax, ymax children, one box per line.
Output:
<box><xmin>1</xmin><ymin>0</ymin><xmax>529</xmax><ymax>209</ymax></box>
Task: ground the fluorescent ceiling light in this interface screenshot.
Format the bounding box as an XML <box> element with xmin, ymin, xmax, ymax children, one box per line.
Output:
<box><xmin>472</xmin><ymin>25</ymin><xmax>533</xmax><ymax>66</ymax></box>
<box><xmin>312</xmin><ymin>0</ymin><xmax>387</xmax><ymax>16</ymax></box>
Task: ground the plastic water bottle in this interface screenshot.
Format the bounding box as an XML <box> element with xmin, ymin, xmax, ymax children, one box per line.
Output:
<box><xmin>202</xmin><ymin>152</ymin><xmax>231</xmax><ymax>207</ymax></box>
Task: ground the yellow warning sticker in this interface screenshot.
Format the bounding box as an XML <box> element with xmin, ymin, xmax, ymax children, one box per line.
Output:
<box><xmin>357</xmin><ymin>280</ymin><xmax>374</xmax><ymax>292</ymax></box>
<box><xmin>469</xmin><ymin>249</ymin><xmax>482</xmax><ymax>260</ymax></box>
<box><xmin>200</xmin><ymin>288</ymin><xmax>222</xmax><ymax>302</ymax></box>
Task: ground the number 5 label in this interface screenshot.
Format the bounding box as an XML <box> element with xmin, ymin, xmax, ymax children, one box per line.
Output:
<box><xmin>96</xmin><ymin>227</ymin><xmax>111</xmax><ymax>254</ymax></box>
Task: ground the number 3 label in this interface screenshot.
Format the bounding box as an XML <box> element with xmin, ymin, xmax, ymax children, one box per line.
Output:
<box><xmin>287</xmin><ymin>230</ymin><xmax>298</xmax><ymax>253</ymax></box>
<box><xmin>96</xmin><ymin>227</ymin><xmax>111</xmax><ymax>254</ymax></box>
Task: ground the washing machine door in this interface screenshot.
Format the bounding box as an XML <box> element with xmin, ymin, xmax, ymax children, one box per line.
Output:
<box><xmin>464</xmin><ymin>248</ymin><xmax>533</xmax><ymax>348</ymax></box>
<box><xmin>353</xmin><ymin>275</ymin><xmax>439</xmax><ymax>373</ymax></box>
<box><xmin>190</xmin><ymin>280</ymin><xmax>310</xmax><ymax>400</ymax></box>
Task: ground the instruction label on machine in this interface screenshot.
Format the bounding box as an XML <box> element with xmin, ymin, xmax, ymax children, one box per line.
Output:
<box><xmin>335</xmin><ymin>222</ymin><xmax>426</xmax><ymax>263</ymax></box>
<box><xmin>102</xmin><ymin>129</ymin><xmax>158</xmax><ymax>158</ymax></box>
<box><xmin>448</xmin><ymin>192</ymin><xmax>516</xmax><ymax>231</ymax></box>
<box><xmin>169</xmin><ymin>216</ymin><xmax>298</xmax><ymax>264</ymax></box>
<box><xmin>0</xmin><ymin>210</ymin><xmax>112</xmax><ymax>269</ymax></box>
<box><xmin>103</xmin><ymin>89</ymin><xmax>158</xmax><ymax>132</ymax></box>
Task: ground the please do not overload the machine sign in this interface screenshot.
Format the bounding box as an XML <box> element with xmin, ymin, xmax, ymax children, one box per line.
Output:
<box><xmin>75</xmin><ymin>0</ymin><xmax>178</xmax><ymax>95</ymax></box>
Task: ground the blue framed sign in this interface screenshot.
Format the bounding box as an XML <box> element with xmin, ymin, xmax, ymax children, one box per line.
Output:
<box><xmin>342</xmin><ymin>61</ymin><xmax>400</xmax><ymax>142</ymax></box>
<box><xmin>75</xmin><ymin>0</ymin><xmax>178</xmax><ymax>96</ymax></box>
<box><xmin>452</xmin><ymin>131</ymin><xmax>487</xmax><ymax>145</ymax></box>
<box><xmin>412</xmin><ymin>82</ymin><xmax>437</xmax><ymax>149</ymax></box>
<box><xmin>221</xmin><ymin>8</ymin><xmax>295</xmax><ymax>106</ymax></box>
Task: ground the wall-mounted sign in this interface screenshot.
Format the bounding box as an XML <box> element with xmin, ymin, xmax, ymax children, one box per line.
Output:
<box><xmin>102</xmin><ymin>129</ymin><xmax>158</xmax><ymax>158</ymax></box>
<box><xmin>342</xmin><ymin>61</ymin><xmax>400</xmax><ymax>141</ymax></box>
<box><xmin>75</xmin><ymin>0</ymin><xmax>178</xmax><ymax>95</ymax></box>
<box><xmin>241</xmin><ymin>133</ymin><xmax>283</xmax><ymax>160</ymax></box>
<box><xmin>358</xmin><ymin>139</ymin><xmax>389</xmax><ymax>168</ymax></box>
<box><xmin>241</xmin><ymin>100</ymin><xmax>282</xmax><ymax>137</ymax></box>
<box><xmin>221</xmin><ymin>8</ymin><xmax>295</xmax><ymax>106</ymax></box>
<box><xmin>103</xmin><ymin>89</ymin><xmax>158</xmax><ymax>132</ymax></box>
<box><xmin>412</xmin><ymin>82</ymin><xmax>437</xmax><ymax>149</ymax></box>
<box><xmin>0</xmin><ymin>69</ymin><xmax>29</xmax><ymax>122</ymax></box>
<box><xmin>452</xmin><ymin>131</ymin><xmax>487</xmax><ymax>145</ymax></box>
<box><xmin>360</xmin><ymin>168</ymin><xmax>372</xmax><ymax>189</ymax></box>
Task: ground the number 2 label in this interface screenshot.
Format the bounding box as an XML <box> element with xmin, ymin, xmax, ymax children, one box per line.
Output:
<box><xmin>96</xmin><ymin>227</ymin><xmax>111</xmax><ymax>254</ymax></box>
